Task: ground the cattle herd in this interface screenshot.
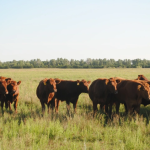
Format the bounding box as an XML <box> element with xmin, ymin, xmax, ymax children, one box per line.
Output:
<box><xmin>0</xmin><ymin>75</ymin><xmax>150</xmax><ymax>117</ymax></box>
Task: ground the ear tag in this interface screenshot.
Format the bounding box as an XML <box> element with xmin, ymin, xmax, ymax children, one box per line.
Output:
<box><xmin>77</xmin><ymin>83</ymin><xmax>79</xmax><ymax>85</ymax></box>
<box><xmin>44</xmin><ymin>82</ymin><xmax>46</xmax><ymax>85</ymax></box>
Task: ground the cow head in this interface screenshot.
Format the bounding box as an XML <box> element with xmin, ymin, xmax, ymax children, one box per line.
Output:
<box><xmin>137</xmin><ymin>82</ymin><xmax>150</xmax><ymax>100</ymax></box>
<box><xmin>136</xmin><ymin>75</ymin><xmax>148</xmax><ymax>81</ymax></box>
<box><xmin>7</xmin><ymin>80</ymin><xmax>21</xmax><ymax>96</ymax></box>
<box><xmin>43</xmin><ymin>78</ymin><xmax>61</xmax><ymax>93</ymax></box>
<box><xmin>0</xmin><ymin>77</ymin><xmax>11</xmax><ymax>95</ymax></box>
<box><xmin>106</xmin><ymin>78</ymin><xmax>118</xmax><ymax>94</ymax></box>
<box><xmin>77</xmin><ymin>79</ymin><xmax>91</xmax><ymax>93</ymax></box>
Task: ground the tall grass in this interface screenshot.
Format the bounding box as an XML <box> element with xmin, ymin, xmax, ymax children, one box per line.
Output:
<box><xmin>0</xmin><ymin>68</ymin><xmax>150</xmax><ymax>150</ymax></box>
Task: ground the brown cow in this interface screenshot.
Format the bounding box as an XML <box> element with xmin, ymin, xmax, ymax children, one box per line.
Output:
<box><xmin>141</xmin><ymin>81</ymin><xmax>150</xmax><ymax>106</ymax></box>
<box><xmin>109</xmin><ymin>76</ymin><xmax>150</xmax><ymax>115</ymax></box>
<box><xmin>135</xmin><ymin>75</ymin><xmax>150</xmax><ymax>107</ymax></box>
<box><xmin>89</xmin><ymin>78</ymin><xmax>118</xmax><ymax>117</ymax></box>
<box><xmin>54</xmin><ymin>79</ymin><xmax>91</xmax><ymax>114</ymax></box>
<box><xmin>110</xmin><ymin>76</ymin><xmax>150</xmax><ymax>115</ymax></box>
<box><xmin>104</xmin><ymin>77</ymin><xmax>127</xmax><ymax>116</ymax></box>
<box><xmin>5</xmin><ymin>80</ymin><xmax>21</xmax><ymax>113</ymax></box>
<box><xmin>0</xmin><ymin>77</ymin><xmax>11</xmax><ymax>112</ymax></box>
<box><xmin>114</xmin><ymin>80</ymin><xmax>150</xmax><ymax>115</ymax></box>
<box><xmin>36</xmin><ymin>78</ymin><xmax>61</xmax><ymax>114</ymax></box>
<box><xmin>135</xmin><ymin>75</ymin><xmax>149</xmax><ymax>81</ymax></box>
<box><xmin>0</xmin><ymin>77</ymin><xmax>10</xmax><ymax>95</ymax></box>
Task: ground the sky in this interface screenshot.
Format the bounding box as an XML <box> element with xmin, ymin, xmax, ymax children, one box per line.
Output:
<box><xmin>0</xmin><ymin>0</ymin><xmax>150</xmax><ymax>62</ymax></box>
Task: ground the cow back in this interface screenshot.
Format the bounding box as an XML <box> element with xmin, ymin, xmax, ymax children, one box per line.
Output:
<box><xmin>89</xmin><ymin>79</ymin><xmax>108</xmax><ymax>101</ymax></box>
<box><xmin>55</xmin><ymin>81</ymin><xmax>81</xmax><ymax>100</ymax></box>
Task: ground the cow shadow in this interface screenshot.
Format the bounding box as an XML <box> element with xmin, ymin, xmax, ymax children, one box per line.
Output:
<box><xmin>77</xmin><ymin>103</ymin><xmax>93</xmax><ymax>113</ymax></box>
<box><xmin>1</xmin><ymin>101</ymin><xmax>150</xmax><ymax>126</ymax></box>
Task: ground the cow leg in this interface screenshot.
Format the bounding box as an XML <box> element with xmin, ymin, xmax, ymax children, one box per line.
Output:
<box><xmin>5</xmin><ymin>101</ymin><xmax>8</xmax><ymax>110</ymax></box>
<box><xmin>73</xmin><ymin>99</ymin><xmax>78</xmax><ymax>113</ymax></box>
<box><xmin>106</xmin><ymin>94</ymin><xmax>111</xmax><ymax>115</ymax></box>
<box><xmin>1</xmin><ymin>100</ymin><xmax>4</xmax><ymax>113</ymax></box>
<box><xmin>0</xmin><ymin>95</ymin><xmax>6</xmax><ymax>113</ymax></box>
<box><xmin>47</xmin><ymin>103</ymin><xmax>50</xmax><ymax>114</ymax></box>
<box><xmin>100</xmin><ymin>104</ymin><xmax>105</xmax><ymax>111</ymax></box>
<box><xmin>55</xmin><ymin>99</ymin><xmax>60</xmax><ymax>113</ymax></box>
<box><xmin>40</xmin><ymin>100</ymin><xmax>45</xmax><ymax>114</ymax></box>
<box><xmin>105</xmin><ymin>104</ymin><xmax>108</xmax><ymax>114</ymax></box>
<box><xmin>108</xmin><ymin>103</ymin><xmax>112</xmax><ymax>118</ymax></box>
<box><xmin>8</xmin><ymin>102</ymin><xmax>12</xmax><ymax>111</ymax></box>
<box><xmin>134</xmin><ymin>105</ymin><xmax>140</xmax><ymax>114</ymax></box>
<box><xmin>50</xmin><ymin>99</ymin><xmax>55</xmax><ymax>112</ymax></box>
<box><xmin>66</xmin><ymin>101</ymin><xmax>71</xmax><ymax>115</ymax></box>
<box><xmin>93</xmin><ymin>101</ymin><xmax>98</xmax><ymax>117</ymax></box>
<box><xmin>14</xmin><ymin>99</ymin><xmax>18</xmax><ymax>113</ymax></box>
<box><xmin>126</xmin><ymin>103</ymin><xmax>133</xmax><ymax>115</ymax></box>
<box><xmin>116</xmin><ymin>102</ymin><xmax>120</xmax><ymax>114</ymax></box>
<box><xmin>47</xmin><ymin>101</ymin><xmax>55</xmax><ymax>114</ymax></box>
<box><xmin>42</xmin><ymin>104</ymin><xmax>45</xmax><ymax>114</ymax></box>
<box><xmin>100</xmin><ymin>104</ymin><xmax>108</xmax><ymax>114</ymax></box>
<box><xmin>124</xmin><ymin>103</ymin><xmax>128</xmax><ymax>114</ymax></box>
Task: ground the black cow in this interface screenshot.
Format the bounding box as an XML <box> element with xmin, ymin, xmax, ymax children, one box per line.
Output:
<box><xmin>54</xmin><ymin>79</ymin><xmax>91</xmax><ymax>113</ymax></box>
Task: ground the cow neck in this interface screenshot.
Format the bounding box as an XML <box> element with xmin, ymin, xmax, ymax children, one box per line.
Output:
<box><xmin>74</xmin><ymin>82</ymin><xmax>82</xmax><ymax>95</ymax></box>
<box><xmin>131</xmin><ymin>82</ymin><xmax>143</xmax><ymax>100</ymax></box>
<box><xmin>105</xmin><ymin>85</ymin><xmax>112</xmax><ymax>94</ymax></box>
<box><xmin>46</xmin><ymin>88</ymin><xmax>53</xmax><ymax>95</ymax></box>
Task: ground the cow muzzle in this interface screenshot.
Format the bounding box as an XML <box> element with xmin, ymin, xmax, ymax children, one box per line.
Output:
<box><xmin>6</xmin><ymin>91</ymin><xmax>8</xmax><ymax>94</ymax></box>
<box><xmin>54</xmin><ymin>89</ymin><xmax>57</xmax><ymax>92</ymax></box>
<box><xmin>10</xmin><ymin>90</ymin><xmax>16</xmax><ymax>95</ymax></box>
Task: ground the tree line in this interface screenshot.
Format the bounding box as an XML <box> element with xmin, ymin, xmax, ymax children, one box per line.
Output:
<box><xmin>0</xmin><ymin>58</ymin><xmax>150</xmax><ymax>69</ymax></box>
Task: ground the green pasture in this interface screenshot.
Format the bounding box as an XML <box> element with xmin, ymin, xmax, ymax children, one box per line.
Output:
<box><xmin>0</xmin><ymin>68</ymin><xmax>150</xmax><ymax>150</ymax></box>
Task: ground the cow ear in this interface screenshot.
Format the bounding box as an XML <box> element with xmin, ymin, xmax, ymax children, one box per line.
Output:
<box><xmin>137</xmin><ymin>85</ymin><xmax>142</xmax><ymax>91</ymax></box>
<box><xmin>55</xmin><ymin>79</ymin><xmax>61</xmax><ymax>84</ymax></box>
<box><xmin>77</xmin><ymin>80</ymin><xmax>80</xmax><ymax>85</ymax></box>
<box><xmin>49</xmin><ymin>78</ymin><xmax>55</xmax><ymax>85</ymax></box>
<box><xmin>109</xmin><ymin>78</ymin><xmax>114</xmax><ymax>82</ymax></box>
<box><xmin>5</xmin><ymin>78</ymin><xmax>11</xmax><ymax>84</ymax></box>
<box><xmin>43</xmin><ymin>81</ymin><xmax>46</xmax><ymax>85</ymax></box>
<box><xmin>87</xmin><ymin>81</ymin><xmax>91</xmax><ymax>84</ymax></box>
<box><xmin>116</xmin><ymin>79</ymin><xmax>121</xmax><ymax>84</ymax></box>
<box><xmin>43</xmin><ymin>78</ymin><xmax>47</xmax><ymax>85</ymax></box>
<box><xmin>81</xmin><ymin>79</ymin><xmax>85</xmax><ymax>82</ymax></box>
<box><xmin>17</xmin><ymin>81</ymin><xmax>21</xmax><ymax>85</ymax></box>
<box><xmin>105</xmin><ymin>79</ymin><xmax>109</xmax><ymax>85</ymax></box>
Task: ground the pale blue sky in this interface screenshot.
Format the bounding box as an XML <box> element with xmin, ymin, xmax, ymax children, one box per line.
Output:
<box><xmin>0</xmin><ymin>0</ymin><xmax>150</xmax><ymax>62</ymax></box>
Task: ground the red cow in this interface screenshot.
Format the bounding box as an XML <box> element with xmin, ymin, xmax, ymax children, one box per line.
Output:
<box><xmin>5</xmin><ymin>80</ymin><xmax>21</xmax><ymax>113</ymax></box>
<box><xmin>36</xmin><ymin>78</ymin><xmax>61</xmax><ymax>113</ymax></box>
<box><xmin>135</xmin><ymin>75</ymin><xmax>149</xmax><ymax>81</ymax></box>
<box><xmin>135</xmin><ymin>75</ymin><xmax>150</xmax><ymax>107</ymax></box>
<box><xmin>109</xmin><ymin>76</ymin><xmax>150</xmax><ymax>115</ymax></box>
<box><xmin>0</xmin><ymin>77</ymin><xmax>11</xmax><ymax>112</ymax></box>
<box><xmin>89</xmin><ymin>78</ymin><xmax>118</xmax><ymax>117</ymax></box>
<box><xmin>114</xmin><ymin>80</ymin><xmax>150</xmax><ymax>114</ymax></box>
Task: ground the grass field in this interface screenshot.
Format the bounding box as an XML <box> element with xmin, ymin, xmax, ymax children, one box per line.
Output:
<box><xmin>0</xmin><ymin>68</ymin><xmax>150</xmax><ymax>150</ymax></box>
